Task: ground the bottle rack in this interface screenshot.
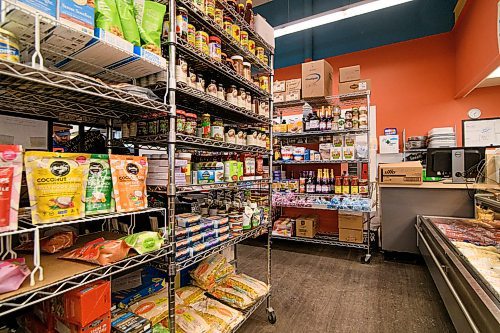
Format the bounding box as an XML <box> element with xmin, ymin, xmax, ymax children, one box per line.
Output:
<box><xmin>272</xmin><ymin>92</ymin><xmax>375</xmax><ymax>263</ymax></box>
<box><xmin>0</xmin><ymin>0</ymin><xmax>276</xmax><ymax>330</ymax></box>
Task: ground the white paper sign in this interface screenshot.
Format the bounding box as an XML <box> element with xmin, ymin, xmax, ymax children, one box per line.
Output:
<box><xmin>463</xmin><ymin>118</ymin><xmax>500</xmax><ymax>147</ymax></box>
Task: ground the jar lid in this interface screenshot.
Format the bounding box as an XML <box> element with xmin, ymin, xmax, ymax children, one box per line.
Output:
<box><xmin>209</xmin><ymin>36</ymin><xmax>221</xmax><ymax>43</ymax></box>
<box><xmin>231</xmin><ymin>55</ymin><xmax>243</xmax><ymax>61</ymax></box>
<box><xmin>243</xmin><ymin>62</ymin><xmax>251</xmax><ymax>67</ymax></box>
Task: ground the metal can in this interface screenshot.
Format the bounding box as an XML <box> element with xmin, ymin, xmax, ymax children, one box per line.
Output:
<box><xmin>215</xmin><ymin>8</ymin><xmax>224</xmax><ymax>27</ymax></box>
<box><xmin>0</xmin><ymin>28</ymin><xmax>20</xmax><ymax>63</ymax></box>
<box><xmin>205</xmin><ymin>0</ymin><xmax>215</xmax><ymax>19</ymax></box>
<box><xmin>247</xmin><ymin>40</ymin><xmax>256</xmax><ymax>54</ymax></box>
<box><xmin>240</xmin><ymin>30</ymin><xmax>248</xmax><ymax>48</ymax></box>
<box><xmin>187</xmin><ymin>24</ymin><xmax>196</xmax><ymax>47</ymax></box>
<box><xmin>209</xmin><ymin>36</ymin><xmax>221</xmax><ymax>61</ymax></box>
<box><xmin>231</xmin><ymin>23</ymin><xmax>240</xmax><ymax>41</ymax></box>
<box><xmin>195</xmin><ymin>30</ymin><xmax>209</xmax><ymax>56</ymax></box>
<box><xmin>259</xmin><ymin>75</ymin><xmax>269</xmax><ymax>92</ymax></box>
<box><xmin>176</xmin><ymin>7</ymin><xmax>188</xmax><ymax>41</ymax></box>
<box><xmin>256</xmin><ymin>46</ymin><xmax>265</xmax><ymax>61</ymax></box>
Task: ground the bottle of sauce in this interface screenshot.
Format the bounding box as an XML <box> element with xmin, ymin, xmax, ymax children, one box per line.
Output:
<box><xmin>329</xmin><ymin>169</ymin><xmax>335</xmax><ymax>194</ymax></box>
<box><xmin>326</xmin><ymin>107</ymin><xmax>333</xmax><ymax>130</ymax></box>
<box><xmin>299</xmin><ymin>171</ymin><xmax>306</xmax><ymax>193</ymax></box>
<box><xmin>334</xmin><ymin>176</ymin><xmax>342</xmax><ymax>194</ymax></box>
<box><xmin>255</xmin><ymin>154</ymin><xmax>264</xmax><ymax>178</ymax></box>
<box><xmin>244</xmin><ymin>0</ymin><xmax>254</xmax><ymax>25</ymax></box>
<box><xmin>359</xmin><ymin>179</ymin><xmax>368</xmax><ymax>196</ymax></box>
<box><xmin>240</xmin><ymin>153</ymin><xmax>256</xmax><ymax>180</ymax></box>
<box><xmin>306</xmin><ymin>171</ymin><xmax>315</xmax><ymax>194</ymax></box>
<box><xmin>309</xmin><ymin>110</ymin><xmax>319</xmax><ymax>131</ymax></box>
<box><xmin>342</xmin><ymin>176</ymin><xmax>351</xmax><ymax>195</ymax></box>
<box><xmin>319</xmin><ymin>106</ymin><xmax>327</xmax><ymax>131</ymax></box>
<box><xmin>322</xmin><ymin>169</ymin><xmax>329</xmax><ymax>194</ymax></box>
<box><xmin>303</xmin><ymin>112</ymin><xmax>311</xmax><ymax>132</ymax></box>
<box><xmin>350</xmin><ymin>176</ymin><xmax>359</xmax><ymax>195</ymax></box>
<box><xmin>315</xmin><ymin>169</ymin><xmax>322</xmax><ymax>194</ymax></box>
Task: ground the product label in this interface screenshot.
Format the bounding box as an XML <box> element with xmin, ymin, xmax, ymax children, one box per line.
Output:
<box><xmin>244</xmin><ymin>157</ymin><xmax>255</xmax><ymax>176</ymax></box>
<box><xmin>85</xmin><ymin>156</ymin><xmax>114</xmax><ymax>215</ymax></box>
<box><xmin>306</xmin><ymin>184</ymin><xmax>315</xmax><ymax>193</ymax></box>
<box><xmin>309</xmin><ymin>120</ymin><xmax>319</xmax><ymax>130</ymax></box>
<box><xmin>0</xmin><ymin>167</ymin><xmax>13</xmax><ymax>227</ymax></box>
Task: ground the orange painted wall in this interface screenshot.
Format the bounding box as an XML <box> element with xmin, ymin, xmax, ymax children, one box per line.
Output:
<box><xmin>275</xmin><ymin>32</ymin><xmax>500</xmax><ymax>142</ymax></box>
<box><xmin>454</xmin><ymin>0</ymin><xmax>500</xmax><ymax>97</ymax></box>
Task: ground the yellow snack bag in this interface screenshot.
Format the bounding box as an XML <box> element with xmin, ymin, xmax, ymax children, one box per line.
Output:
<box><xmin>110</xmin><ymin>155</ymin><xmax>148</xmax><ymax>212</ymax></box>
<box><xmin>25</xmin><ymin>152</ymin><xmax>90</xmax><ymax>224</ymax></box>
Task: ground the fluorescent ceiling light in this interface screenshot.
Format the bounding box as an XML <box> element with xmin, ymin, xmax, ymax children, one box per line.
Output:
<box><xmin>274</xmin><ymin>0</ymin><xmax>415</xmax><ymax>38</ymax></box>
<box><xmin>486</xmin><ymin>66</ymin><xmax>500</xmax><ymax>79</ymax></box>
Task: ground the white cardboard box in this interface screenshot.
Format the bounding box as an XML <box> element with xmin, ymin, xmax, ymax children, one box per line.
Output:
<box><xmin>254</xmin><ymin>14</ymin><xmax>275</xmax><ymax>49</ymax></box>
<box><xmin>379</xmin><ymin>135</ymin><xmax>400</xmax><ymax>154</ymax></box>
<box><xmin>273</xmin><ymin>80</ymin><xmax>286</xmax><ymax>93</ymax></box>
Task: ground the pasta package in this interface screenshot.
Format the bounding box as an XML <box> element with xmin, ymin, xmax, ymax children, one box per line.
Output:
<box><xmin>223</xmin><ymin>274</ymin><xmax>269</xmax><ymax>300</ymax></box>
<box><xmin>175</xmin><ymin>286</ymin><xmax>207</xmax><ymax>306</ymax></box>
<box><xmin>86</xmin><ymin>154</ymin><xmax>115</xmax><ymax>215</ymax></box>
<box><xmin>191</xmin><ymin>298</ymin><xmax>244</xmax><ymax>332</ymax></box>
<box><xmin>110</xmin><ymin>155</ymin><xmax>148</xmax><ymax>212</ymax></box>
<box><xmin>0</xmin><ymin>145</ymin><xmax>22</xmax><ymax>233</ymax></box>
<box><xmin>175</xmin><ymin>306</ymin><xmax>211</xmax><ymax>333</ymax></box>
<box><xmin>190</xmin><ymin>255</ymin><xmax>234</xmax><ymax>291</ymax></box>
<box><xmin>60</xmin><ymin>237</ymin><xmax>131</xmax><ymax>265</ymax></box>
<box><xmin>209</xmin><ymin>286</ymin><xmax>254</xmax><ymax>310</ymax></box>
<box><xmin>129</xmin><ymin>292</ymin><xmax>169</xmax><ymax>325</ymax></box>
<box><xmin>25</xmin><ymin>152</ymin><xmax>90</xmax><ymax>224</ymax></box>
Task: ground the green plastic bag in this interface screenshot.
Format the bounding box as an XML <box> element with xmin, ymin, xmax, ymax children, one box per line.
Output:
<box><xmin>122</xmin><ymin>231</ymin><xmax>164</xmax><ymax>254</ymax></box>
<box><xmin>116</xmin><ymin>0</ymin><xmax>141</xmax><ymax>46</ymax></box>
<box><xmin>134</xmin><ymin>0</ymin><xmax>166</xmax><ymax>55</ymax></box>
<box><xmin>95</xmin><ymin>0</ymin><xmax>124</xmax><ymax>38</ymax></box>
<box><xmin>85</xmin><ymin>154</ymin><xmax>115</xmax><ymax>215</ymax></box>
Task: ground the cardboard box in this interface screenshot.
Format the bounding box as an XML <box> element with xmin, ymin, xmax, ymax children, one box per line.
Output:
<box><xmin>302</xmin><ymin>60</ymin><xmax>333</xmax><ymax>99</ymax></box>
<box><xmin>285</xmin><ymin>89</ymin><xmax>301</xmax><ymax>102</ymax></box>
<box><xmin>111</xmin><ymin>308</ymin><xmax>151</xmax><ymax>333</ymax></box>
<box><xmin>295</xmin><ymin>215</ymin><xmax>318</xmax><ymax>238</ymax></box>
<box><xmin>254</xmin><ymin>14</ymin><xmax>275</xmax><ymax>48</ymax></box>
<box><xmin>112</xmin><ymin>267</ymin><xmax>166</xmax><ymax>308</ymax></box>
<box><xmin>111</xmin><ymin>270</ymin><xmax>143</xmax><ymax>293</ymax></box>
<box><xmin>339</xmin><ymin>212</ymin><xmax>363</xmax><ymax>230</ymax></box>
<box><xmin>55</xmin><ymin>313</ymin><xmax>111</xmax><ymax>333</ymax></box>
<box><xmin>286</xmin><ymin>78</ymin><xmax>301</xmax><ymax>91</ymax></box>
<box><xmin>273</xmin><ymin>80</ymin><xmax>286</xmax><ymax>93</ymax></box>
<box><xmin>274</xmin><ymin>92</ymin><xmax>285</xmax><ymax>103</ymax></box>
<box><xmin>339</xmin><ymin>65</ymin><xmax>361</xmax><ymax>82</ymax></box>
<box><xmin>58</xmin><ymin>0</ymin><xmax>95</xmax><ymax>36</ymax></box>
<box><xmin>378</xmin><ymin>161</ymin><xmax>423</xmax><ymax>185</ymax></box>
<box><xmin>338</xmin><ymin>79</ymin><xmax>371</xmax><ymax>95</ymax></box>
<box><xmin>273</xmin><ymin>124</ymin><xmax>287</xmax><ymax>133</ymax></box>
<box><xmin>287</xmin><ymin>121</ymin><xmax>303</xmax><ymax>133</ymax></box>
<box><xmin>63</xmin><ymin>280</ymin><xmax>111</xmax><ymax>327</ymax></box>
<box><xmin>339</xmin><ymin>228</ymin><xmax>363</xmax><ymax>244</ymax></box>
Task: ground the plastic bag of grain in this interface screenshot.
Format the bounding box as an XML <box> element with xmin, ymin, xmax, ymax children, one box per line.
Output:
<box><xmin>222</xmin><ymin>273</ymin><xmax>269</xmax><ymax>300</ymax></box>
<box><xmin>174</xmin><ymin>306</ymin><xmax>211</xmax><ymax>333</ymax></box>
<box><xmin>191</xmin><ymin>298</ymin><xmax>244</xmax><ymax>332</ymax></box>
<box><xmin>175</xmin><ymin>286</ymin><xmax>207</xmax><ymax>306</ymax></box>
<box><xmin>209</xmin><ymin>286</ymin><xmax>254</xmax><ymax>310</ymax></box>
<box><xmin>190</xmin><ymin>254</ymin><xmax>234</xmax><ymax>291</ymax></box>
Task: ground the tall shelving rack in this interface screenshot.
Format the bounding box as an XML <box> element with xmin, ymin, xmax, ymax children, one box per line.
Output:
<box><xmin>272</xmin><ymin>93</ymin><xmax>376</xmax><ymax>263</ymax></box>
<box><xmin>0</xmin><ymin>0</ymin><xmax>276</xmax><ymax>331</ymax></box>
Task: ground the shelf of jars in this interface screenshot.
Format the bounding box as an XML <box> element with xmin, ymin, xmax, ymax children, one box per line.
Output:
<box><xmin>273</xmin><ymin>159</ymin><xmax>368</xmax><ymax>165</ymax></box>
<box><xmin>272</xmin><ymin>192</ymin><xmax>372</xmax><ymax>212</ymax></box>
<box><xmin>274</xmin><ymin>128</ymin><xmax>368</xmax><ymax>138</ymax></box>
<box><xmin>148</xmin><ymin>179</ymin><xmax>271</xmax><ymax>194</ymax></box>
<box><xmin>174</xmin><ymin>0</ymin><xmax>271</xmax><ymax>72</ymax></box>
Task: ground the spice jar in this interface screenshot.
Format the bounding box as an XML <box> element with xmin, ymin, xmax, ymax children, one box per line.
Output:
<box><xmin>223</xmin><ymin>16</ymin><xmax>233</xmax><ymax>35</ymax></box>
<box><xmin>259</xmin><ymin>75</ymin><xmax>269</xmax><ymax>92</ymax></box>
<box><xmin>247</xmin><ymin>40</ymin><xmax>256</xmax><ymax>54</ymax></box>
<box><xmin>187</xmin><ymin>24</ymin><xmax>196</xmax><ymax>47</ymax></box>
<box><xmin>242</xmin><ymin>61</ymin><xmax>251</xmax><ymax>81</ymax></box>
<box><xmin>215</xmin><ymin>8</ymin><xmax>224</xmax><ymax>27</ymax></box>
<box><xmin>359</xmin><ymin>114</ymin><xmax>368</xmax><ymax>129</ymax></box>
<box><xmin>175</xmin><ymin>56</ymin><xmax>188</xmax><ymax>83</ymax></box>
<box><xmin>231</xmin><ymin>23</ymin><xmax>240</xmax><ymax>41</ymax></box>
<box><xmin>184</xmin><ymin>113</ymin><xmax>196</xmax><ymax>135</ymax></box>
<box><xmin>176</xmin><ymin>7</ymin><xmax>188</xmax><ymax>41</ymax></box>
<box><xmin>176</xmin><ymin>110</ymin><xmax>186</xmax><ymax>134</ymax></box>
<box><xmin>0</xmin><ymin>28</ymin><xmax>20</xmax><ymax>63</ymax></box>
<box><xmin>359</xmin><ymin>179</ymin><xmax>368</xmax><ymax>195</ymax></box>
<box><xmin>352</xmin><ymin>107</ymin><xmax>359</xmax><ymax>120</ymax></box>
<box><xmin>240</xmin><ymin>30</ymin><xmax>249</xmax><ymax>48</ymax></box>
<box><xmin>217</xmin><ymin>84</ymin><xmax>225</xmax><ymax>100</ymax></box>
<box><xmin>201</xmin><ymin>113</ymin><xmax>211</xmax><ymax>138</ymax></box>
<box><xmin>333</xmin><ymin>106</ymin><xmax>341</xmax><ymax>120</ymax></box>
<box><xmin>238</xmin><ymin>88</ymin><xmax>246</xmax><ymax>108</ymax></box>
<box><xmin>207</xmin><ymin>79</ymin><xmax>218</xmax><ymax>97</ymax></box>
<box><xmin>209</xmin><ymin>36</ymin><xmax>221</xmax><ymax>61</ymax></box>
<box><xmin>205</xmin><ymin>0</ymin><xmax>215</xmax><ymax>18</ymax></box>
<box><xmin>226</xmin><ymin>85</ymin><xmax>238</xmax><ymax>105</ymax></box>
<box><xmin>196</xmin><ymin>74</ymin><xmax>205</xmax><ymax>92</ymax></box>
<box><xmin>345</xmin><ymin>119</ymin><xmax>353</xmax><ymax>129</ymax></box>
<box><xmin>256</xmin><ymin>47</ymin><xmax>265</xmax><ymax>62</ymax></box>
<box><xmin>352</xmin><ymin>119</ymin><xmax>359</xmax><ymax>129</ymax></box>
<box><xmin>350</xmin><ymin>176</ymin><xmax>359</xmax><ymax>195</ymax></box>
<box><xmin>231</xmin><ymin>55</ymin><xmax>244</xmax><ymax>76</ymax></box>
<box><xmin>344</xmin><ymin>109</ymin><xmax>352</xmax><ymax>120</ymax></box>
<box><xmin>195</xmin><ymin>30</ymin><xmax>209</xmax><ymax>56</ymax></box>
<box><xmin>211</xmin><ymin>117</ymin><xmax>224</xmax><ymax>141</ymax></box>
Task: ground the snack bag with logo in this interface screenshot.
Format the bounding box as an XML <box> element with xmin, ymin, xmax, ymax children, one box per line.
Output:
<box><xmin>110</xmin><ymin>155</ymin><xmax>148</xmax><ymax>212</ymax></box>
<box><xmin>0</xmin><ymin>145</ymin><xmax>22</xmax><ymax>233</ymax></box>
<box><xmin>95</xmin><ymin>0</ymin><xmax>124</xmax><ymax>38</ymax></box>
<box><xmin>122</xmin><ymin>231</ymin><xmax>164</xmax><ymax>254</ymax></box>
<box><xmin>134</xmin><ymin>0</ymin><xmax>167</xmax><ymax>55</ymax></box>
<box><xmin>116</xmin><ymin>0</ymin><xmax>141</xmax><ymax>45</ymax></box>
<box><xmin>86</xmin><ymin>154</ymin><xmax>115</xmax><ymax>215</ymax></box>
<box><xmin>25</xmin><ymin>152</ymin><xmax>90</xmax><ymax>224</ymax></box>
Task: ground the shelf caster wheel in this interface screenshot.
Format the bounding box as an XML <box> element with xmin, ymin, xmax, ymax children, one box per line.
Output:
<box><xmin>267</xmin><ymin>309</ymin><xmax>277</xmax><ymax>324</ymax></box>
<box><xmin>361</xmin><ymin>254</ymin><xmax>371</xmax><ymax>264</ymax></box>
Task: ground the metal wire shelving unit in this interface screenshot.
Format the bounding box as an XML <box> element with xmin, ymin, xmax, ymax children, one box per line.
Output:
<box><xmin>273</xmin><ymin>92</ymin><xmax>375</xmax><ymax>263</ymax></box>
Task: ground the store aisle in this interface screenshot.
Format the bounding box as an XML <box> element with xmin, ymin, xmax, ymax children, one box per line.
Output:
<box><xmin>237</xmin><ymin>240</ymin><xmax>455</xmax><ymax>333</ymax></box>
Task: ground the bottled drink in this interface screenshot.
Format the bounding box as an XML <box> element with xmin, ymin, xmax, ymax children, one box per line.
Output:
<box><xmin>304</xmin><ymin>112</ymin><xmax>311</xmax><ymax>132</ymax></box>
<box><xmin>319</xmin><ymin>106</ymin><xmax>327</xmax><ymax>131</ymax></box>
<box><xmin>329</xmin><ymin>169</ymin><xmax>335</xmax><ymax>194</ymax></box>
<box><xmin>326</xmin><ymin>106</ymin><xmax>333</xmax><ymax>130</ymax></box>
<box><xmin>315</xmin><ymin>169</ymin><xmax>322</xmax><ymax>193</ymax></box>
<box><xmin>322</xmin><ymin>169</ymin><xmax>329</xmax><ymax>194</ymax></box>
<box><xmin>334</xmin><ymin>176</ymin><xmax>342</xmax><ymax>194</ymax></box>
<box><xmin>244</xmin><ymin>0</ymin><xmax>254</xmax><ymax>25</ymax></box>
<box><xmin>309</xmin><ymin>110</ymin><xmax>320</xmax><ymax>131</ymax></box>
<box><xmin>299</xmin><ymin>171</ymin><xmax>306</xmax><ymax>193</ymax></box>
<box><xmin>306</xmin><ymin>171</ymin><xmax>316</xmax><ymax>193</ymax></box>
<box><xmin>342</xmin><ymin>176</ymin><xmax>351</xmax><ymax>195</ymax></box>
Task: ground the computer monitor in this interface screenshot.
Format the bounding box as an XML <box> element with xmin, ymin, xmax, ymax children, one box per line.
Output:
<box><xmin>426</xmin><ymin>147</ymin><xmax>486</xmax><ymax>183</ymax></box>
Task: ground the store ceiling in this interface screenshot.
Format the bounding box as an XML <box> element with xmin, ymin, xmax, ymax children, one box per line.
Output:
<box><xmin>255</xmin><ymin>0</ymin><xmax>459</xmax><ymax>68</ymax></box>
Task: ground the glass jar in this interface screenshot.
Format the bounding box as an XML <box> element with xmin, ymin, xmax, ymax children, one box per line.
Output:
<box><xmin>176</xmin><ymin>110</ymin><xmax>186</xmax><ymax>134</ymax></box>
<box><xmin>259</xmin><ymin>75</ymin><xmax>269</xmax><ymax>92</ymax></box>
<box><xmin>184</xmin><ymin>113</ymin><xmax>196</xmax><ymax>135</ymax></box>
<box><xmin>256</xmin><ymin>47</ymin><xmax>265</xmax><ymax>61</ymax></box>
<box><xmin>223</xmin><ymin>16</ymin><xmax>233</xmax><ymax>35</ymax></box>
<box><xmin>246</xmin><ymin>93</ymin><xmax>252</xmax><ymax>111</ymax></box>
<box><xmin>231</xmin><ymin>55</ymin><xmax>244</xmax><ymax>76</ymax></box>
<box><xmin>0</xmin><ymin>28</ymin><xmax>20</xmax><ymax>63</ymax></box>
<box><xmin>211</xmin><ymin>117</ymin><xmax>224</xmax><ymax>141</ymax></box>
<box><xmin>187</xmin><ymin>24</ymin><xmax>196</xmax><ymax>47</ymax></box>
<box><xmin>215</xmin><ymin>8</ymin><xmax>224</xmax><ymax>27</ymax></box>
<box><xmin>193</xmin><ymin>0</ymin><xmax>204</xmax><ymax>11</ymax></box>
<box><xmin>217</xmin><ymin>84</ymin><xmax>225</xmax><ymax>100</ymax></box>
<box><xmin>251</xmin><ymin>97</ymin><xmax>258</xmax><ymax>114</ymax></box>
<box><xmin>247</xmin><ymin>40</ymin><xmax>256</xmax><ymax>54</ymax></box>
<box><xmin>238</xmin><ymin>88</ymin><xmax>246</xmax><ymax>108</ymax></box>
<box><xmin>220</xmin><ymin>52</ymin><xmax>228</xmax><ymax>63</ymax></box>
<box><xmin>226</xmin><ymin>85</ymin><xmax>238</xmax><ymax>105</ymax></box>
<box><xmin>201</xmin><ymin>113</ymin><xmax>211</xmax><ymax>138</ymax></box>
<box><xmin>195</xmin><ymin>30</ymin><xmax>209</xmax><ymax>56</ymax></box>
<box><xmin>359</xmin><ymin>179</ymin><xmax>369</xmax><ymax>195</ymax></box>
<box><xmin>148</xmin><ymin>119</ymin><xmax>158</xmax><ymax>135</ymax></box>
<box><xmin>159</xmin><ymin>117</ymin><xmax>168</xmax><ymax>135</ymax></box>
<box><xmin>207</xmin><ymin>80</ymin><xmax>218</xmax><ymax>97</ymax></box>
<box><xmin>188</xmin><ymin>69</ymin><xmax>197</xmax><ymax>88</ymax></box>
<box><xmin>209</xmin><ymin>36</ymin><xmax>221</xmax><ymax>61</ymax></box>
<box><xmin>196</xmin><ymin>74</ymin><xmax>205</xmax><ymax>92</ymax></box>
<box><xmin>176</xmin><ymin>7</ymin><xmax>188</xmax><ymax>41</ymax></box>
<box><xmin>225</xmin><ymin>127</ymin><xmax>236</xmax><ymax>144</ymax></box>
<box><xmin>242</xmin><ymin>61</ymin><xmax>251</xmax><ymax>81</ymax></box>
<box><xmin>175</xmin><ymin>56</ymin><xmax>188</xmax><ymax>83</ymax></box>
<box><xmin>226</xmin><ymin>0</ymin><xmax>237</xmax><ymax>11</ymax></box>
<box><xmin>205</xmin><ymin>0</ymin><xmax>215</xmax><ymax>18</ymax></box>
<box><xmin>240</xmin><ymin>30</ymin><xmax>248</xmax><ymax>48</ymax></box>
<box><xmin>231</xmin><ymin>23</ymin><xmax>240</xmax><ymax>41</ymax></box>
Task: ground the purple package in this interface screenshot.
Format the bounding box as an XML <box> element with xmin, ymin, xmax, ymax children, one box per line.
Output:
<box><xmin>0</xmin><ymin>258</ymin><xmax>30</xmax><ymax>294</ymax></box>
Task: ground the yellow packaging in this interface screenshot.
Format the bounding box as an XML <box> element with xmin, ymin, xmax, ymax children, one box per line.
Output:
<box><xmin>25</xmin><ymin>152</ymin><xmax>91</xmax><ymax>224</ymax></box>
<box><xmin>110</xmin><ymin>155</ymin><xmax>148</xmax><ymax>212</ymax></box>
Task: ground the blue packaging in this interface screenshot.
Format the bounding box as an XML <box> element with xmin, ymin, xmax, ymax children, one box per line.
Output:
<box><xmin>58</xmin><ymin>0</ymin><xmax>94</xmax><ymax>35</ymax></box>
<box><xmin>112</xmin><ymin>267</ymin><xmax>166</xmax><ymax>308</ymax></box>
<box><xmin>305</xmin><ymin>149</ymin><xmax>311</xmax><ymax>160</ymax></box>
<box><xmin>12</xmin><ymin>0</ymin><xmax>57</xmax><ymax>18</ymax></box>
<box><xmin>203</xmin><ymin>229</ymin><xmax>217</xmax><ymax>240</ymax></box>
<box><xmin>198</xmin><ymin>170</ymin><xmax>215</xmax><ymax>184</ymax></box>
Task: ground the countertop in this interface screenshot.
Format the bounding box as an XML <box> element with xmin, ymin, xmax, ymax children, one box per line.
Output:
<box><xmin>378</xmin><ymin>181</ymin><xmax>499</xmax><ymax>190</ymax></box>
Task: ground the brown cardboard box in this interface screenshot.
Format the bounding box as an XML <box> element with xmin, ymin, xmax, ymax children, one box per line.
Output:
<box><xmin>273</xmin><ymin>124</ymin><xmax>288</xmax><ymax>133</ymax></box>
<box><xmin>338</xmin><ymin>212</ymin><xmax>363</xmax><ymax>230</ymax></box>
<box><xmin>379</xmin><ymin>161</ymin><xmax>423</xmax><ymax>184</ymax></box>
<box><xmin>302</xmin><ymin>60</ymin><xmax>333</xmax><ymax>99</ymax></box>
<box><xmin>274</xmin><ymin>92</ymin><xmax>285</xmax><ymax>103</ymax></box>
<box><xmin>295</xmin><ymin>215</ymin><xmax>318</xmax><ymax>238</ymax></box>
<box><xmin>286</xmin><ymin>78</ymin><xmax>302</xmax><ymax>91</ymax></box>
<box><xmin>287</xmin><ymin>121</ymin><xmax>303</xmax><ymax>133</ymax></box>
<box><xmin>339</xmin><ymin>228</ymin><xmax>363</xmax><ymax>244</ymax></box>
<box><xmin>338</xmin><ymin>79</ymin><xmax>371</xmax><ymax>95</ymax></box>
<box><xmin>273</xmin><ymin>80</ymin><xmax>286</xmax><ymax>93</ymax></box>
<box><xmin>285</xmin><ymin>89</ymin><xmax>301</xmax><ymax>101</ymax></box>
<box><xmin>339</xmin><ymin>65</ymin><xmax>361</xmax><ymax>82</ymax></box>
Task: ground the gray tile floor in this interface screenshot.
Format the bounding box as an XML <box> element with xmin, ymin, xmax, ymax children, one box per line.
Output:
<box><xmin>236</xmin><ymin>239</ymin><xmax>456</xmax><ymax>333</ymax></box>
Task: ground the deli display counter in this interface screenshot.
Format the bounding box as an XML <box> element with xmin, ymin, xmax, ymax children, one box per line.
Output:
<box><xmin>416</xmin><ymin>213</ymin><xmax>500</xmax><ymax>333</ymax></box>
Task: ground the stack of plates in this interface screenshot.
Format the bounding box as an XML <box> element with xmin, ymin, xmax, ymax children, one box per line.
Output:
<box><xmin>428</xmin><ymin>127</ymin><xmax>456</xmax><ymax>148</ymax></box>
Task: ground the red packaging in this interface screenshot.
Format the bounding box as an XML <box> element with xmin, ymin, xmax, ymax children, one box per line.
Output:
<box><xmin>63</xmin><ymin>280</ymin><xmax>111</xmax><ymax>327</ymax></box>
<box><xmin>60</xmin><ymin>238</ymin><xmax>131</xmax><ymax>265</ymax></box>
<box><xmin>0</xmin><ymin>144</ymin><xmax>22</xmax><ymax>233</ymax></box>
<box><xmin>55</xmin><ymin>313</ymin><xmax>111</xmax><ymax>333</ymax></box>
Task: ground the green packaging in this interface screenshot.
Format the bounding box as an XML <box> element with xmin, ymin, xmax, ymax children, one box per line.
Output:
<box><xmin>85</xmin><ymin>154</ymin><xmax>115</xmax><ymax>215</ymax></box>
<box><xmin>237</xmin><ymin>161</ymin><xmax>243</xmax><ymax>181</ymax></box>
<box><xmin>116</xmin><ymin>0</ymin><xmax>141</xmax><ymax>45</ymax></box>
<box><xmin>134</xmin><ymin>0</ymin><xmax>166</xmax><ymax>55</ymax></box>
<box><xmin>95</xmin><ymin>0</ymin><xmax>124</xmax><ymax>38</ymax></box>
<box><xmin>122</xmin><ymin>231</ymin><xmax>164</xmax><ymax>254</ymax></box>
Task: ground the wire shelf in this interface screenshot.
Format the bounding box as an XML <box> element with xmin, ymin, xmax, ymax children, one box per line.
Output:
<box><xmin>176</xmin><ymin>224</ymin><xmax>268</xmax><ymax>271</ymax></box>
<box><xmin>231</xmin><ymin>293</ymin><xmax>270</xmax><ymax>332</ymax></box>
<box><xmin>271</xmin><ymin>234</ymin><xmax>368</xmax><ymax>250</ymax></box>
<box><xmin>274</xmin><ymin>159</ymin><xmax>368</xmax><ymax>165</ymax></box>
<box><xmin>148</xmin><ymin>179</ymin><xmax>271</xmax><ymax>194</ymax></box>
<box><xmin>273</xmin><ymin>203</ymin><xmax>372</xmax><ymax>212</ymax></box>
<box><xmin>274</xmin><ymin>129</ymin><xmax>368</xmax><ymax>138</ymax></box>
<box><xmin>174</xmin><ymin>38</ymin><xmax>271</xmax><ymax>99</ymax></box>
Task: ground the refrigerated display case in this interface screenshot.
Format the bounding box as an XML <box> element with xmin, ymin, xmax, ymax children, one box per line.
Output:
<box><xmin>416</xmin><ymin>214</ymin><xmax>500</xmax><ymax>333</ymax></box>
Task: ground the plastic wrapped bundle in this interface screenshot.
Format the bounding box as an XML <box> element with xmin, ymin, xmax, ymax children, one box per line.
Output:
<box><xmin>222</xmin><ymin>273</ymin><xmax>269</xmax><ymax>300</ymax></box>
<box><xmin>191</xmin><ymin>298</ymin><xmax>244</xmax><ymax>333</ymax></box>
<box><xmin>190</xmin><ymin>254</ymin><xmax>234</xmax><ymax>290</ymax></box>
